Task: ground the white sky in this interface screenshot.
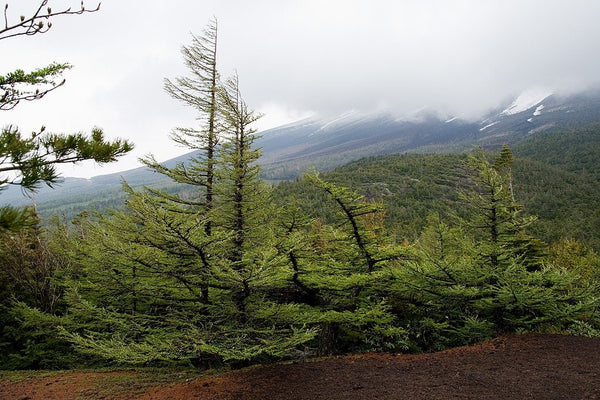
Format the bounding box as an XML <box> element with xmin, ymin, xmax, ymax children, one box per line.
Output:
<box><xmin>2</xmin><ymin>0</ymin><xmax>600</xmax><ymax>178</ymax></box>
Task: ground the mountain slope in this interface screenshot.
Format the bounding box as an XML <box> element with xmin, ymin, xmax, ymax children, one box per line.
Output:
<box><xmin>259</xmin><ymin>89</ymin><xmax>600</xmax><ymax>179</ymax></box>
<box><xmin>273</xmin><ymin>123</ymin><xmax>600</xmax><ymax>249</ymax></box>
<box><xmin>3</xmin><ymin>89</ymin><xmax>600</xmax><ymax>215</ymax></box>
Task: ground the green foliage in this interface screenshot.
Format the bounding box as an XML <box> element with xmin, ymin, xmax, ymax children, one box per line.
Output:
<box><xmin>0</xmin><ymin>216</ymin><xmax>95</xmax><ymax>370</ymax></box>
<box><xmin>3</xmin><ymin>6</ymin><xmax>600</xmax><ymax>368</ymax></box>
<box><xmin>5</xmin><ymin>140</ymin><xmax>600</xmax><ymax>368</ymax></box>
<box><xmin>273</xmin><ymin>134</ymin><xmax>600</xmax><ymax>251</ymax></box>
<box><xmin>0</xmin><ymin>125</ymin><xmax>133</xmax><ymax>190</ymax></box>
<box><xmin>0</xmin><ymin>2</ymin><xmax>132</xmax><ymax>231</ymax></box>
<box><xmin>55</xmin><ymin>68</ymin><xmax>410</xmax><ymax>364</ymax></box>
<box><xmin>0</xmin><ymin>63</ymin><xmax>71</xmax><ymax>110</ymax></box>
<box><xmin>0</xmin><ymin>302</ymin><xmax>77</xmax><ymax>370</ymax></box>
<box><xmin>0</xmin><ymin>126</ymin><xmax>132</xmax><ymax>231</ymax></box>
<box><xmin>513</xmin><ymin>122</ymin><xmax>600</xmax><ymax>180</ymax></box>
<box><xmin>393</xmin><ymin>151</ymin><xmax>599</xmax><ymax>350</ymax></box>
<box><xmin>0</xmin><ymin>205</ymin><xmax>37</xmax><ymax>232</ymax></box>
<box><xmin>56</xmin><ymin>24</ymin><xmax>319</xmax><ymax>365</ymax></box>
<box><xmin>276</xmin><ymin>172</ymin><xmax>410</xmax><ymax>355</ymax></box>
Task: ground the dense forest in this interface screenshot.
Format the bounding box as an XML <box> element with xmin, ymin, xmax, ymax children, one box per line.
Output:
<box><xmin>272</xmin><ymin>124</ymin><xmax>600</xmax><ymax>251</ymax></box>
<box><xmin>1</xmin><ymin>18</ymin><xmax>600</xmax><ymax>371</ymax></box>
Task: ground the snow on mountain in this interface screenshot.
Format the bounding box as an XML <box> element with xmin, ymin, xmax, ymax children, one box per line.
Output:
<box><xmin>317</xmin><ymin>110</ymin><xmax>363</xmax><ymax>132</ymax></box>
<box><xmin>480</xmin><ymin>121</ymin><xmax>499</xmax><ymax>131</ymax></box>
<box><xmin>501</xmin><ymin>88</ymin><xmax>553</xmax><ymax>116</ymax></box>
<box><xmin>533</xmin><ymin>105</ymin><xmax>545</xmax><ymax>116</ymax></box>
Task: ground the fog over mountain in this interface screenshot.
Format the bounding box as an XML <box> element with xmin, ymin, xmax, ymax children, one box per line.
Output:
<box><xmin>3</xmin><ymin>1</ymin><xmax>600</xmax><ymax>178</ymax></box>
<box><xmin>3</xmin><ymin>88</ymin><xmax>600</xmax><ymax>209</ymax></box>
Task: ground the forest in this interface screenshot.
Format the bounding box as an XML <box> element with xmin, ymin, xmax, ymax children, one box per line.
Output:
<box><xmin>1</xmin><ymin>16</ymin><xmax>600</xmax><ymax>371</ymax></box>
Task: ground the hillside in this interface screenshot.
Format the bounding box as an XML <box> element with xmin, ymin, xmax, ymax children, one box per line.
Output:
<box><xmin>3</xmin><ymin>89</ymin><xmax>600</xmax><ymax>213</ymax></box>
<box><xmin>273</xmin><ymin>124</ymin><xmax>600</xmax><ymax>249</ymax></box>
<box><xmin>258</xmin><ymin>89</ymin><xmax>600</xmax><ymax>179</ymax></box>
<box><xmin>2</xmin><ymin>123</ymin><xmax>599</xmax><ymax>250</ymax></box>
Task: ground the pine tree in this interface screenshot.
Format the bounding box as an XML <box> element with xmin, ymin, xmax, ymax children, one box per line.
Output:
<box><xmin>1</xmin><ymin>2</ymin><xmax>132</xmax><ymax>231</ymax></box>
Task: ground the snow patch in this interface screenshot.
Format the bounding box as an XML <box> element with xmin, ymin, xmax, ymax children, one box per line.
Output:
<box><xmin>445</xmin><ymin>116</ymin><xmax>457</xmax><ymax>123</ymax></box>
<box><xmin>479</xmin><ymin>121</ymin><xmax>499</xmax><ymax>131</ymax></box>
<box><xmin>501</xmin><ymin>88</ymin><xmax>553</xmax><ymax>116</ymax></box>
<box><xmin>533</xmin><ymin>104</ymin><xmax>544</xmax><ymax>116</ymax></box>
<box><xmin>527</xmin><ymin>118</ymin><xmax>534</xmax><ymax>123</ymax></box>
<box><xmin>317</xmin><ymin>111</ymin><xmax>360</xmax><ymax>132</ymax></box>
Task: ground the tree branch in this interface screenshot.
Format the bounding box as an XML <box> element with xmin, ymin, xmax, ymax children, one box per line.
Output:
<box><xmin>1</xmin><ymin>0</ymin><xmax>100</xmax><ymax>41</ymax></box>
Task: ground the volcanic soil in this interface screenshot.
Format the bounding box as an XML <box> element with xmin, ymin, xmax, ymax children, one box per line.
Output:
<box><xmin>2</xmin><ymin>334</ymin><xmax>599</xmax><ymax>399</ymax></box>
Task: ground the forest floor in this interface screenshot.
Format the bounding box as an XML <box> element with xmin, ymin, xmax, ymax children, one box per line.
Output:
<box><xmin>1</xmin><ymin>333</ymin><xmax>600</xmax><ymax>400</ymax></box>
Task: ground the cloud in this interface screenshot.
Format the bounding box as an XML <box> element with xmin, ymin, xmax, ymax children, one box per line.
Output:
<box><xmin>3</xmin><ymin>0</ymin><xmax>600</xmax><ymax>177</ymax></box>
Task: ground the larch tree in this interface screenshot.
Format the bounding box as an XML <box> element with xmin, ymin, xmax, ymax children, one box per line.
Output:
<box><xmin>461</xmin><ymin>146</ymin><xmax>545</xmax><ymax>273</ymax></box>
<box><xmin>280</xmin><ymin>172</ymin><xmax>409</xmax><ymax>356</ymax></box>
<box><xmin>61</xmin><ymin>22</ymin><xmax>315</xmax><ymax>365</ymax></box>
<box><xmin>139</xmin><ymin>18</ymin><xmax>220</xmax><ymax>304</ymax></box>
<box><xmin>144</xmin><ymin>17</ymin><xmax>219</xmax><ymax>234</ymax></box>
<box><xmin>397</xmin><ymin>148</ymin><xmax>597</xmax><ymax>349</ymax></box>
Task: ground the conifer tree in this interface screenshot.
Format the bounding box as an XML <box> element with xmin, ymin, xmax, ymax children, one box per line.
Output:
<box><xmin>282</xmin><ymin>172</ymin><xmax>409</xmax><ymax>355</ymax></box>
<box><xmin>398</xmin><ymin>148</ymin><xmax>598</xmax><ymax>349</ymax></box>
<box><xmin>461</xmin><ymin>146</ymin><xmax>545</xmax><ymax>272</ymax></box>
<box><xmin>60</xmin><ymin>24</ymin><xmax>316</xmax><ymax>364</ymax></box>
<box><xmin>139</xmin><ymin>18</ymin><xmax>220</xmax><ymax>303</ymax></box>
<box><xmin>143</xmin><ymin>18</ymin><xmax>219</xmax><ymax>228</ymax></box>
<box><xmin>212</xmin><ymin>73</ymin><xmax>267</xmax><ymax>319</ymax></box>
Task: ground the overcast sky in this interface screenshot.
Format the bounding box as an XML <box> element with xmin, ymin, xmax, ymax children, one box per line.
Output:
<box><xmin>2</xmin><ymin>0</ymin><xmax>600</xmax><ymax>178</ymax></box>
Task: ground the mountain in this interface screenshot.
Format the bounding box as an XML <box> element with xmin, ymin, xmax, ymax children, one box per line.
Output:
<box><xmin>258</xmin><ymin>88</ymin><xmax>600</xmax><ymax>179</ymax></box>
<box><xmin>3</xmin><ymin>88</ymin><xmax>600</xmax><ymax>211</ymax></box>
<box><xmin>272</xmin><ymin>124</ymin><xmax>600</xmax><ymax>250</ymax></box>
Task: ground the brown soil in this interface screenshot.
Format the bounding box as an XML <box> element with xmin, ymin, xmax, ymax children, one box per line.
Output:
<box><xmin>2</xmin><ymin>334</ymin><xmax>600</xmax><ymax>400</ymax></box>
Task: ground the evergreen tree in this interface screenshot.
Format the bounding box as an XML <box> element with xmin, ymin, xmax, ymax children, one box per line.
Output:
<box><xmin>281</xmin><ymin>172</ymin><xmax>409</xmax><ymax>355</ymax></box>
<box><xmin>398</xmin><ymin>149</ymin><xmax>598</xmax><ymax>350</ymax></box>
<box><xmin>60</xmin><ymin>24</ymin><xmax>315</xmax><ymax>364</ymax></box>
<box><xmin>461</xmin><ymin>146</ymin><xmax>545</xmax><ymax>272</ymax></box>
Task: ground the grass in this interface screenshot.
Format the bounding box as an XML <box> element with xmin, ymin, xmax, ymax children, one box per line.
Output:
<box><xmin>0</xmin><ymin>367</ymin><xmax>217</xmax><ymax>399</ymax></box>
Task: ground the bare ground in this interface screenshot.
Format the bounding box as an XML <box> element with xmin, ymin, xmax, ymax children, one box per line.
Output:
<box><xmin>2</xmin><ymin>334</ymin><xmax>599</xmax><ymax>400</ymax></box>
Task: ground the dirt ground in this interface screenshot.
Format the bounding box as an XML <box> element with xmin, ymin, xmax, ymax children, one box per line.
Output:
<box><xmin>2</xmin><ymin>334</ymin><xmax>600</xmax><ymax>400</ymax></box>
